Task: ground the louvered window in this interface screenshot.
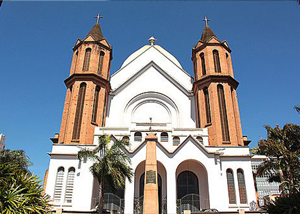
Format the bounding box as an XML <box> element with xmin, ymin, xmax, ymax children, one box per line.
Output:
<box><xmin>64</xmin><ymin>167</ymin><xmax>75</xmax><ymax>203</ymax></box>
<box><xmin>97</xmin><ymin>51</ymin><xmax>105</xmax><ymax>75</ymax></box>
<box><xmin>74</xmin><ymin>51</ymin><xmax>78</xmax><ymax>73</ymax></box>
<box><xmin>53</xmin><ymin>167</ymin><xmax>65</xmax><ymax>203</ymax></box>
<box><xmin>173</xmin><ymin>136</ymin><xmax>180</xmax><ymax>146</ymax></box>
<box><xmin>237</xmin><ymin>169</ymin><xmax>247</xmax><ymax>204</ymax></box>
<box><xmin>200</xmin><ymin>53</ymin><xmax>206</xmax><ymax>76</ymax></box>
<box><xmin>82</xmin><ymin>48</ymin><xmax>91</xmax><ymax>71</ymax></box>
<box><xmin>217</xmin><ymin>85</ymin><xmax>230</xmax><ymax>142</ymax></box>
<box><xmin>72</xmin><ymin>83</ymin><xmax>86</xmax><ymax>140</ymax></box>
<box><xmin>226</xmin><ymin>169</ymin><xmax>236</xmax><ymax>204</ymax></box>
<box><xmin>213</xmin><ymin>50</ymin><xmax>221</xmax><ymax>73</ymax></box>
<box><xmin>204</xmin><ymin>88</ymin><xmax>211</xmax><ymax>124</ymax></box>
<box><xmin>161</xmin><ymin>132</ymin><xmax>168</xmax><ymax>142</ymax></box>
<box><xmin>91</xmin><ymin>86</ymin><xmax>100</xmax><ymax>124</ymax></box>
<box><xmin>134</xmin><ymin>132</ymin><xmax>142</xmax><ymax>142</ymax></box>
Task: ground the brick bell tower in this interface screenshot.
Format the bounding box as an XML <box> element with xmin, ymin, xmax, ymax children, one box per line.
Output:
<box><xmin>192</xmin><ymin>17</ymin><xmax>244</xmax><ymax>147</ymax></box>
<box><xmin>56</xmin><ymin>15</ymin><xmax>112</xmax><ymax>145</ymax></box>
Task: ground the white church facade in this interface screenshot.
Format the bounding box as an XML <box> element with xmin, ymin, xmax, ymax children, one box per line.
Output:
<box><xmin>45</xmin><ymin>17</ymin><xmax>257</xmax><ymax>213</ymax></box>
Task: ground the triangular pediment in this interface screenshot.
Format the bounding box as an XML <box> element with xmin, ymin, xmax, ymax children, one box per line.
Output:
<box><xmin>206</xmin><ymin>36</ymin><xmax>222</xmax><ymax>44</ymax></box>
<box><xmin>84</xmin><ymin>35</ymin><xmax>95</xmax><ymax>42</ymax></box>
<box><xmin>111</xmin><ymin>46</ymin><xmax>193</xmax><ymax>94</ymax></box>
<box><xmin>111</xmin><ymin>61</ymin><xmax>192</xmax><ymax>97</ymax></box>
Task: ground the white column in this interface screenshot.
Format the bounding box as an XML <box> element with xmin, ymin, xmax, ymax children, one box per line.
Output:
<box><xmin>124</xmin><ymin>178</ymin><xmax>135</xmax><ymax>214</ymax></box>
<box><xmin>167</xmin><ymin>166</ymin><xmax>177</xmax><ymax>214</ymax></box>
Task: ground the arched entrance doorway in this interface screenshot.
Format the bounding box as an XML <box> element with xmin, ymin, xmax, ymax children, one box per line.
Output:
<box><xmin>176</xmin><ymin>160</ymin><xmax>210</xmax><ymax>213</ymax></box>
<box><xmin>134</xmin><ymin>161</ymin><xmax>167</xmax><ymax>214</ymax></box>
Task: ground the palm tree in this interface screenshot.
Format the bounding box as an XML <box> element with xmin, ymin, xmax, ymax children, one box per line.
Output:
<box><xmin>252</xmin><ymin>124</ymin><xmax>300</xmax><ymax>195</ymax></box>
<box><xmin>78</xmin><ymin>135</ymin><xmax>133</xmax><ymax>214</ymax></box>
<box><xmin>295</xmin><ymin>105</ymin><xmax>300</xmax><ymax>115</ymax></box>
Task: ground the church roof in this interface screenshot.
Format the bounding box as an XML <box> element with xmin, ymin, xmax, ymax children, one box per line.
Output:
<box><xmin>87</xmin><ymin>23</ymin><xmax>104</xmax><ymax>41</ymax></box>
<box><xmin>200</xmin><ymin>26</ymin><xmax>217</xmax><ymax>42</ymax></box>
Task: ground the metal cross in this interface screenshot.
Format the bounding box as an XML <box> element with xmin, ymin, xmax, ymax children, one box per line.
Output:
<box><xmin>202</xmin><ymin>16</ymin><xmax>210</xmax><ymax>26</ymax></box>
<box><xmin>94</xmin><ymin>14</ymin><xmax>103</xmax><ymax>24</ymax></box>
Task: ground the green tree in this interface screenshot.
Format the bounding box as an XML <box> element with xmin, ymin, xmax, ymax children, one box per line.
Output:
<box><xmin>0</xmin><ymin>149</ymin><xmax>51</xmax><ymax>214</ymax></box>
<box><xmin>78</xmin><ymin>135</ymin><xmax>133</xmax><ymax>214</ymax></box>
<box><xmin>251</xmin><ymin>124</ymin><xmax>300</xmax><ymax>195</ymax></box>
<box><xmin>267</xmin><ymin>192</ymin><xmax>300</xmax><ymax>214</ymax></box>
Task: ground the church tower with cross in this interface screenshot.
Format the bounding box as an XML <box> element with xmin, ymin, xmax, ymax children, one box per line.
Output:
<box><xmin>192</xmin><ymin>17</ymin><xmax>244</xmax><ymax>147</ymax></box>
<box><xmin>57</xmin><ymin>14</ymin><xmax>112</xmax><ymax>145</ymax></box>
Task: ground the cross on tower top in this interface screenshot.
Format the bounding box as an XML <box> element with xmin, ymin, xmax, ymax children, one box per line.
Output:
<box><xmin>94</xmin><ymin>14</ymin><xmax>103</xmax><ymax>24</ymax></box>
<box><xmin>202</xmin><ymin>16</ymin><xmax>210</xmax><ymax>26</ymax></box>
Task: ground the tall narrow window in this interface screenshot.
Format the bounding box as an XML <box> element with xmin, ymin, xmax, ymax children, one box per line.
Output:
<box><xmin>97</xmin><ymin>51</ymin><xmax>105</xmax><ymax>75</ymax></box>
<box><xmin>204</xmin><ymin>88</ymin><xmax>211</xmax><ymax>124</ymax></box>
<box><xmin>218</xmin><ymin>85</ymin><xmax>230</xmax><ymax>141</ymax></box>
<box><xmin>226</xmin><ymin>169</ymin><xmax>236</xmax><ymax>204</ymax></box>
<box><xmin>91</xmin><ymin>86</ymin><xmax>100</xmax><ymax>124</ymax></box>
<box><xmin>237</xmin><ymin>169</ymin><xmax>247</xmax><ymax>204</ymax></box>
<box><xmin>226</xmin><ymin>53</ymin><xmax>230</xmax><ymax>73</ymax></box>
<box><xmin>194</xmin><ymin>60</ymin><xmax>198</xmax><ymax>81</ymax></box>
<box><xmin>200</xmin><ymin>53</ymin><xmax>206</xmax><ymax>76</ymax></box>
<box><xmin>73</xmin><ymin>51</ymin><xmax>78</xmax><ymax>73</ymax></box>
<box><xmin>173</xmin><ymin>136</ymin><xmax>180</xmax><ymax>146</ymax></box>
<box><xmin>53</xmin><ymin>167</ymin><xmax>65</xmax><ymax>203</ymax></box>
<box><xmin>213</xmin><ymin>50</ymin><xmax>221</xmax><ymax>73</ymax></box>
<box><xmin>72</xmin><ymin>83</ymin><xmax>86</xmax><ymax>140</ymax></box>
<box><xmin>82</xmin><ymin>48</ymin><xmax>91</xmax><ymax>71</ymax></box>
<box><xmin>134</xmin><ymin>132</ymin><xmax>142</xmax><ymax>142</ymax></box>
<box><xmin>64</xmin><ymin>167</ymin><xmax>75</xmax><ymax>203</ymax></box>
<box><xmin>161</xmin><ymin>132</ymin><xmax>168</xmax><ymax>142</ymax></box>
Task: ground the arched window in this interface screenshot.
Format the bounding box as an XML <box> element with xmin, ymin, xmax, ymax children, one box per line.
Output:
<box><xmin>97</xmin><ymin>51</ymin><xmax>105</xmax><ymax>75</ymax></box>
<box><xmin>193</xmin><ymin>60</ymin><xmax>198</xmax><ymax>81</ymax></box>
<box><xmin>122</xmin><ymin>136</ymin><xmax>130</xmax><ymax>143</ymax></box>
<box><xmin>196</xmin><ymin>136</ymin><xmax>203</xmax><ymax>144</ymax></box>
<box><xmin>200</xmin><ymin>53</ymin><xmax>206</xmax><ymax>76</ymax></box>
<box><xmin>177</xmin><ymin>171</ymin><xmax>199</xmax><ymax>199</ymax></box>
<box><xmin>91</xmin><ymin>86</ymin><xmax>100</xmax><ymax>124</ymax></box>
<box><xmin>161</xmin><ymin>132</ymin><xmax>168</xmax><ymax>142</ymax></box>
<box><xmin>64</xmin><ymin>167</ymin><xmax>75</xmax><ymax>203</ymax></box>
<box><xmin>226</xmin><ymin>53</ymin><xmax>230</xmax><ymax>73</ymax></box>
<box><xmin>53</xmin><ymin>167</ymin><xmax>65</xmax><ymax>203</ymax></box>
<box><xmin>72</xmin><ymin>83</ymin><xmax>86</xmax><ymax>140</ymax></box>
<box><xmin>73</xmin><ymin>51</ymin><xmax>78</xmax><ymax>73</ymax></box>
<box><xmin>203</xmin><ymin>87</ymin><xmax>211</xmax><ymax>124</ymax></box>
<box><xmin>134</xmin><ymin>132</ymin><xmax>142</xmax><ymax>142</ymax></box>
<box><xmin>82</xmin><ymin>48</ymin><xmax>91</xmax><ymax>71</ymax></box>
<box><xmin>139</xmin><ymin>173</ymin><xmax>162</xmax><ymax>197</ymax></box>
<box><xmin>173</xmin><ymin>136</ymin><xmax>180</xmax><ymax>146</ymax></box>
<box><xmin>213</xmin><ymin>50</ymin><xmax>221</xmax><ymax>73</ymax></box>
<box><xmin>237</xmin><ymin>169</ymin><xmax>247</xmax><ymax>204</ymax></box>
<box><xmin>226</xmin><ymin>169</ymin><xmax>236</xmax><ymax>204</ymax></box>
<box><xmin>217</xmin><ymin>84</ymin><xmax>230</xmax><ymax>142</ymax></box>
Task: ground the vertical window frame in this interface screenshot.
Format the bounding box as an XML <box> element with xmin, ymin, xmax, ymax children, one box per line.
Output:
<box><xmin>237</xmin><ymin>169</ymin><xmax>247</xmax><ymax>204</ymax></box>
<box><xmin>72</xmin><ymin>83</ymin><xmax>86</xmax><ymax>140</ymax></box>
<box><xmin>91</xmin><ymin>86</ymin><xmax>100</xmax><ymax>124</ymax></box>
<box><xmin>204</xmin><ymin>87</ymin><xmax>211</xmax><ymax>124</ymax></box>
<box><xmin>217</xmin><ymin>84</ymin><xmax>230</xmax><ymax>142</ymax></box>
<box><xmin>97</xmin><ymin>51</ymin><xmax>105</xmax><ymax>75</ymax></box>
<box><xmin>200</xmin><ymin>53</ymin><xmax>206</xmax><ymax>76</ymax></box>
<box><xmin>82</xmin><ymin>48</ymin><xmax>91</xmax><ymax>71</ymax></box>
<box><xmin>213</xmin><ymin>50</ymin><xmax>221</xmax><ymax>73</ymax></box>
<box><xmin>226</xmin><ymin>169</ymin><xmax>236</xmax><ymax>204</ymax></box>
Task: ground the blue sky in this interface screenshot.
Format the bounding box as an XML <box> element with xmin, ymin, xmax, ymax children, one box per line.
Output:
<box><xmin>0</xmin><ymin>1</ymin><xmax>299</xmax><ymax>179</ymax></box>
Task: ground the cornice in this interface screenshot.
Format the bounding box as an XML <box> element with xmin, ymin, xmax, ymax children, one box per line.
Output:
<box><xmin>193</xmin><ymin>75</ymin><xmax>239</xmax><ymax>92</ymax></box>
<box><xmin>73</xmin><ymin>40</ymin><xmax>112</xmax><ymax>53</ymax></box>
<box><xmin>64</xmin><ymin>73</ymin><xmax>110</xmax><ymax>91</ymax></box>
<box><xmin>192</xmin><ymin>42</ymin><xmax>232</xmax><ymax>60</ymax></box>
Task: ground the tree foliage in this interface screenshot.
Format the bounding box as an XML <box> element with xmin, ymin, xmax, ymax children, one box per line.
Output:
<box><xmin>0</xmin><ymin>149</ymin><xmax>51</xmax><ymax>214</ymax></box>
<box><xmin>78</xmin><ymin>135</ymin><xmax>133</xmax><ymax>214</ymax></box>
<box><xmin>267</xmin><ymin>192</ymin><xmax>300</xmax><ymax>214</ymax></box>
<box><xmin>251</xmin><ymin>124</ymin><xmax>300</xmax><ymax>195</ymax></box>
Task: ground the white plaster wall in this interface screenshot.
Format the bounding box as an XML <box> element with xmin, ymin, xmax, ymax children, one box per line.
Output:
<box><xmin>45</xmin><ymin>145</ymin><xmax>95</xmax><ymax>212</ymax></box>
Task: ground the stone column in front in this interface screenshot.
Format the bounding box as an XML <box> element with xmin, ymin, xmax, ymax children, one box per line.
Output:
<box><xmin>143</xmin><ymin>132</ymin><xmax>159</xmax><ymax>214</ymax></box>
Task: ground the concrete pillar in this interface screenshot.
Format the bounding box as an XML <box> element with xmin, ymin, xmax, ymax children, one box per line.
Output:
<box><xmin>124</xmin><ymin>178</ymin><xmax>135</xmax><ymax>214</ymax></box>
<box><xmin>143</xmin><ymin>133</ymin><xmax>159</xmax><ymax>214</ymax></box>
<box><xmin>167</xmin><ymin>167</ymin><xmax>177</xmax><ymax>214</ymax></box>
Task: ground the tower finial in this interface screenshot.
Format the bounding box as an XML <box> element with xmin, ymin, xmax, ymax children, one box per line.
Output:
<box><xmin>94</xmin><ymin>14</ymin><xmax>103</xmax><ymax>24</ymax></box>
<box><xmin>202</xmin><ymin>16</ymin><xmax>210</xmax><ymax>26</ymax></box>
<box><xmin>148</xmin><ymin>36</ymin><xmax>157</xmax><ymax>46</ymax></box>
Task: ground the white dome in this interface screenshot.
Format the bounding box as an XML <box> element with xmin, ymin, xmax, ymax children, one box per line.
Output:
<box><xmin>120</xmin><ymin>45</ymin><xmax>183</xmax><ymax>69</ymax></box>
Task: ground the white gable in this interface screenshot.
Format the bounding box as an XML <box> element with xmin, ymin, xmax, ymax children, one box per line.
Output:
<box><xmin>111</xmin><ymin>45</ymin><xmax>193</xmax><ymax>92</ymax></box>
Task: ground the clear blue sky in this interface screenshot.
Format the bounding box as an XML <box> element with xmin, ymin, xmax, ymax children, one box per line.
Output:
<box><xmin>0</xmin><ymin>1</ymin><xmax>299</xmax><ymax>179</ymax></box>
